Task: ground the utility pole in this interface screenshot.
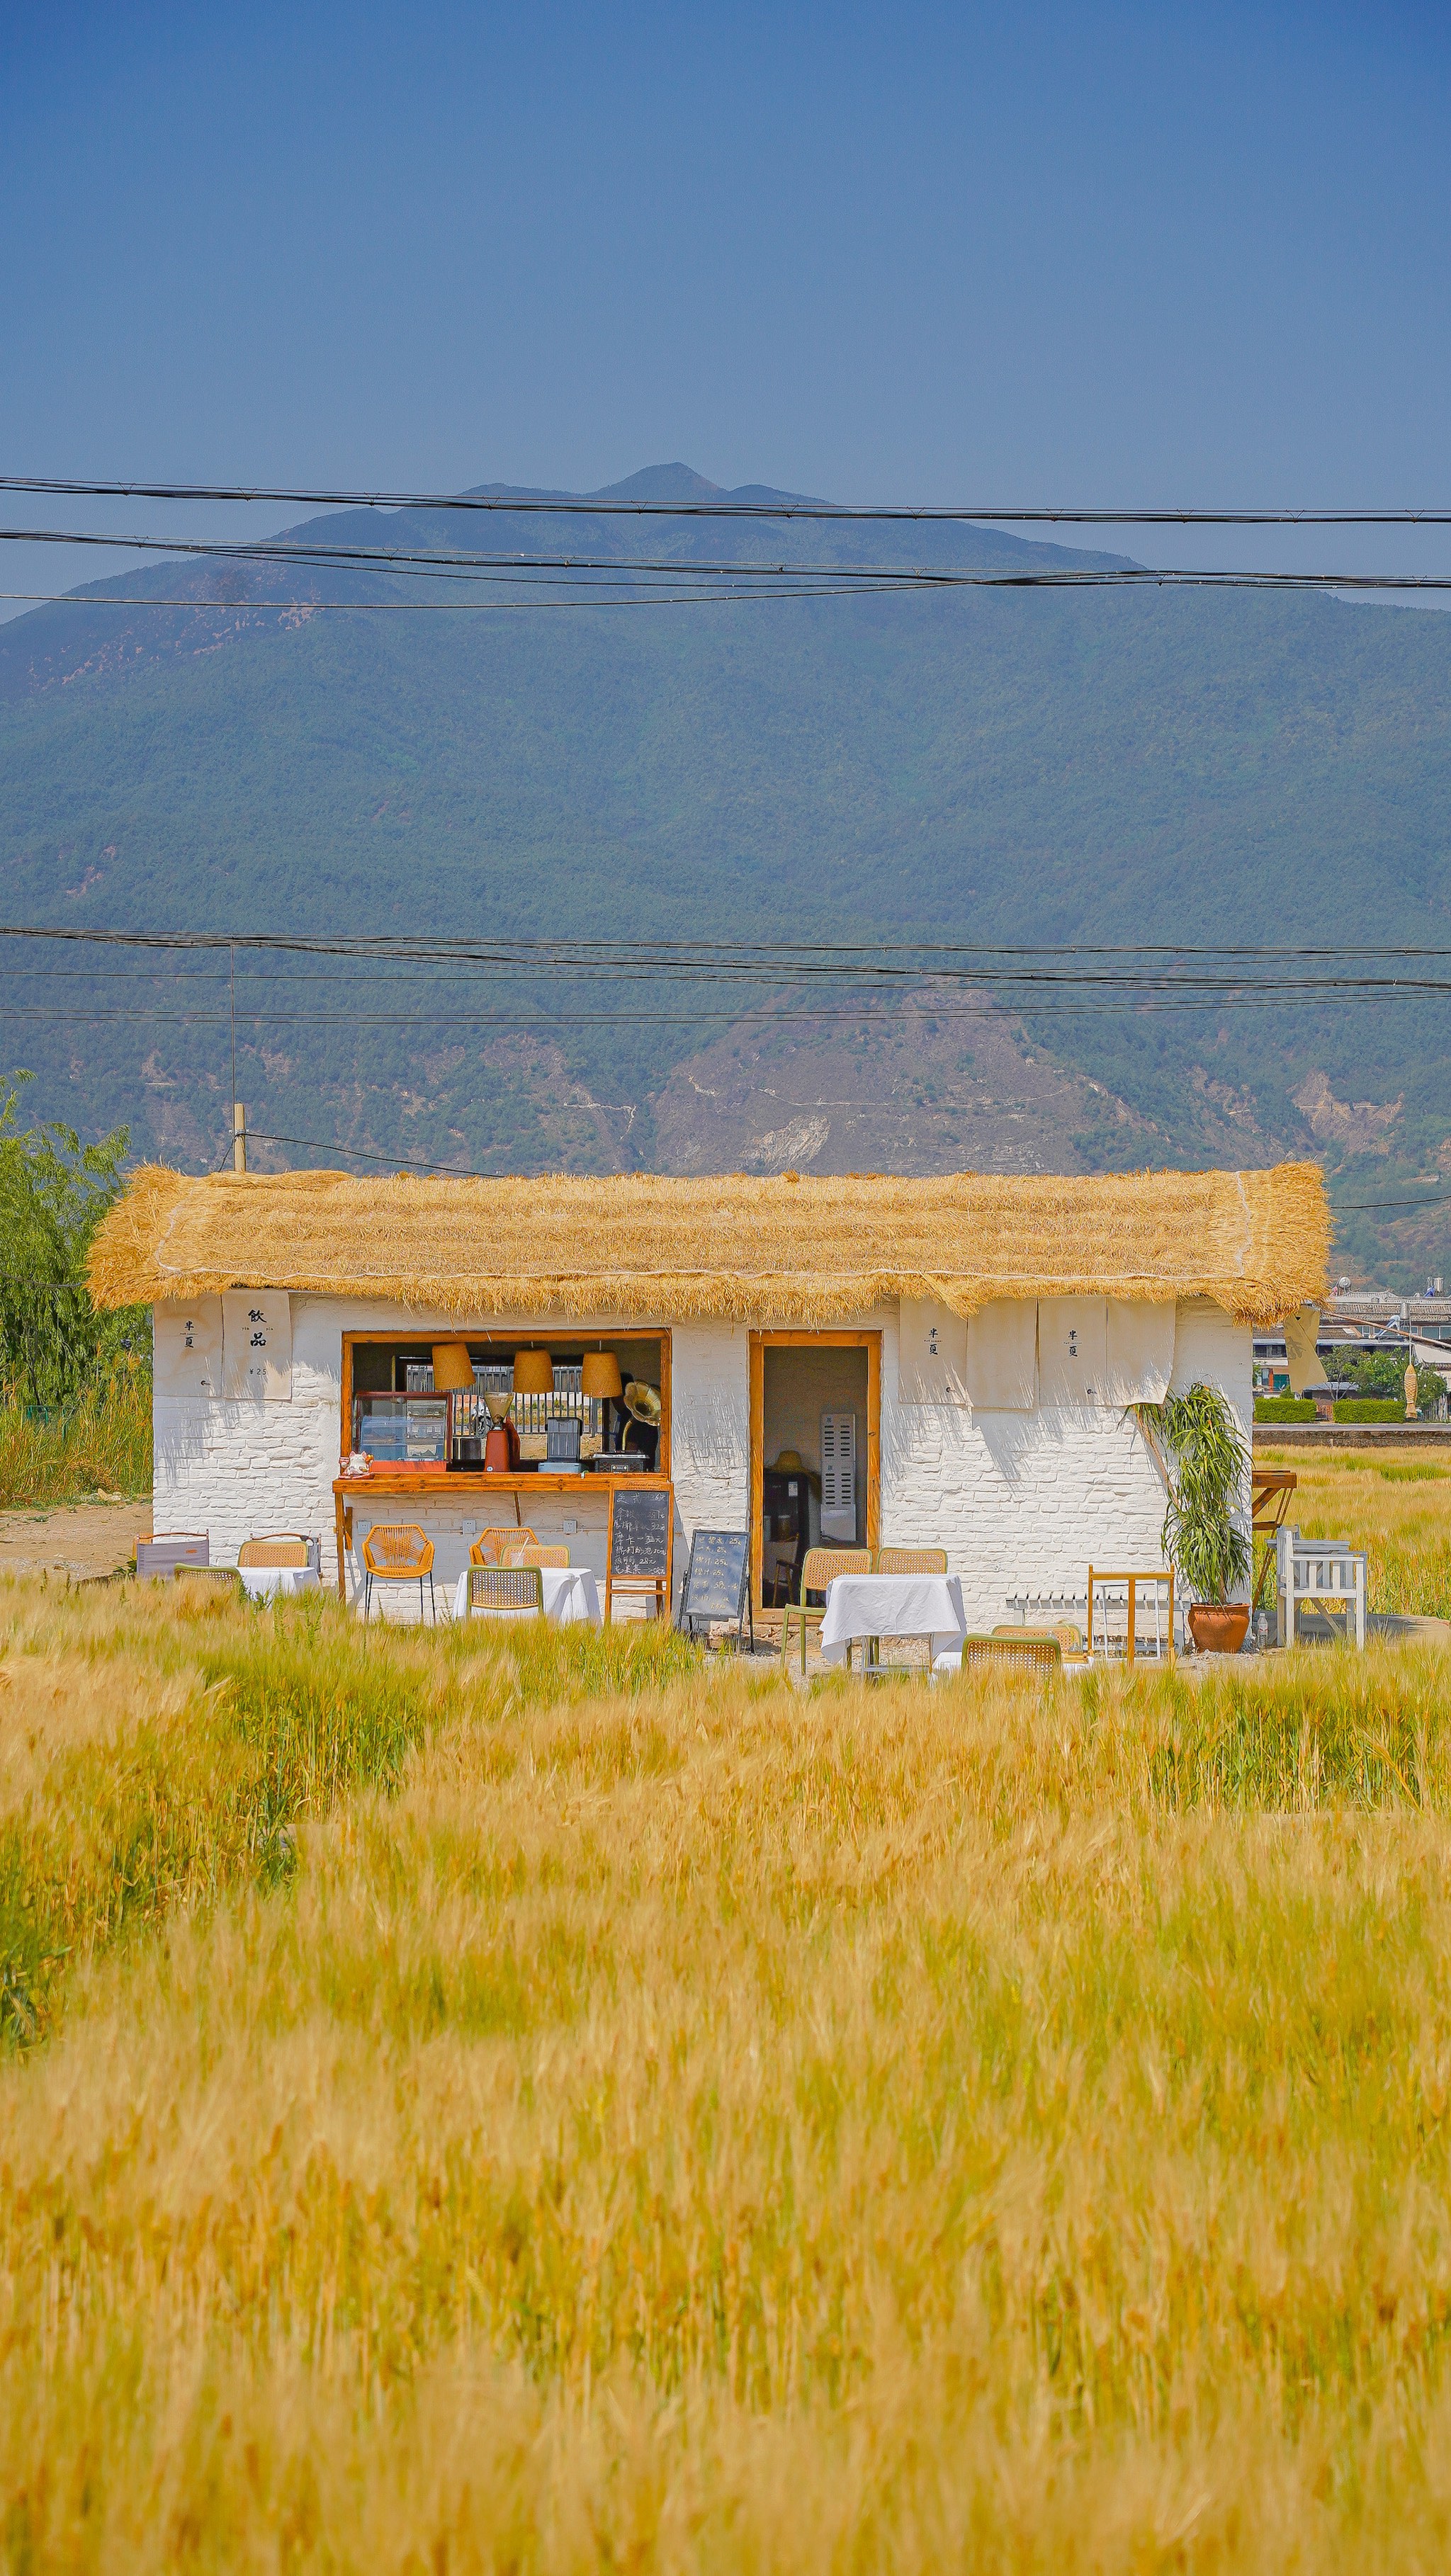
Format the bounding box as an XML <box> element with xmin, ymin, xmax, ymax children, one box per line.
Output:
<box><xmin>233</xmin><ymin>1102</ymin><xmax>247</xmax><ymax>1174</ymax></box>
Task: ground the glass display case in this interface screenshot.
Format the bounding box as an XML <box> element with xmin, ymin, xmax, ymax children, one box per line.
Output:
<box><xmin>353</xmin><ymin>1394</ymin><xmax>449</xmax><ymax>1463</ymax></box>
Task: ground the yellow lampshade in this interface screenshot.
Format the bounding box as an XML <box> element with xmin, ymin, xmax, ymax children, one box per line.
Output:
<box><xmin>512</xmin><ymin>1348</ymin><xmax>554</xmax><ymax>1396</ymax></box>
<box><xmin>581</xmin><ymin>1351</ymin><xmax>623</xmax><ymax>1400</ymax></box>
<box><xmin>431</xmin><ymin>1341</ymin><xmax>476</xmax><ymax>1393</ymax></box>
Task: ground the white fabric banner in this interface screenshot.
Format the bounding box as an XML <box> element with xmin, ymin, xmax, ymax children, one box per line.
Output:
<box><xmin>153</xmin><ymin>1298</ymin><xmax>224</xmax><ymax>1398</ymax></box>
<box><xmin>897</xmin><ymin>1298</ymin><xmax>969</xmax><ymax>1405</ymax></box>
<box><xmin>1037</xmin><ymin>1296</ymin><xmax>1108</xmax><ymax>1407</ymax></box>
<box><xmin>964</xmin><ymin>1299</ymin><xmax>1037</xmax><ymax>1411</ymax></box>
<box><xmin>1102</xmin><ymin>1299</ymin><xmax>1178</xmax><ymax>1407</ymax></box>
<box><xmin>1283</xmin><ymin>1304</ymin><xmax>1323</xmax><ymax>1395</ymax></box>
<box><xmin>221</xmin><ymin>1290</ymin><xmax>293</xmax><ymax>1400</ymax></box>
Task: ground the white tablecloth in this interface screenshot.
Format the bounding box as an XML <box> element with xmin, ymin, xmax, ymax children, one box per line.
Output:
<box><xmin>818</xmin><ymin>1572</ymin><xmax>967</xmax><ymax>1665</ymax></box>
<box><xmin>239</xmin><ymin>1565</ymin><xmax>320</xmax><ymax>1601</ymax></box>
<box><xmin>452</xmin><ymin>1565</ymin><xmax>602</xmax><ymax>1627</ymax></box>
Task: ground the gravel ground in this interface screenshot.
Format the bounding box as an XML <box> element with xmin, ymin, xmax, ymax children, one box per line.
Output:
<box><xmin>0</xmin><ymin>1500</ymin><xmax>152</xmax><ymax>1582</ymax></box>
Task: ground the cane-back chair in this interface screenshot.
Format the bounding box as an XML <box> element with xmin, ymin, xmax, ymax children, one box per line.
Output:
<box><xmin>780</xmin><ymin>1544</ymin><xmax>871</xmax><ymax>1673</ymax></box>
<box><xmin>466</xmin><ymin>1563</ymin><xmax>546</xmax><ymax>1620</ymax></box>
<box><xmin>238</xmin><ymin>1534</ymin><xmax>314</xmax><ymax>1570</ymax></box>
<box><xmin>963</xmin><ymin>1632</ymin><xmax>1062</xmax><ymax>1672</ymax></box>
<box><xmin>505</xmin><ymin>1541</ymin><xmax>570</xmax><ymax>1567</ymax></box>
<box><xmin>874</xmin><ymin>1546</ymin><xmax>949</xmax><ymax>1575</ymax></box>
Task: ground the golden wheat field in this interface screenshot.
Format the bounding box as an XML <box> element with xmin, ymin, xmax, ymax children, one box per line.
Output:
<box><xmin>1257</xmin><ymin>1441</ymin><xmax>1451</xmax><ymax>1620</ymax></box>
<box><xmin>6</xmin><ymin>1479</ymin><xmax>1451</xmax><ymax>2571</ymax></box>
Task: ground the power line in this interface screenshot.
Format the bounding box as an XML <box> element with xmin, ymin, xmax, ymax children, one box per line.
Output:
<box><xmin>243</xmin><ymin>1129</ymin><xmax>488</xmax><ymax>1176</ymax></box>
<box><xmin>7</xmin><ymin>524</ymin><xmax>1451</xmax><ymax>594</ymax></box>
<box><xmin>4</xmin><ymin>472</ymin><xmax>1451</xmax><ymax>526</ymax></box>
<box><xmin>8</xmin><ymin>928</ymin><xmax>1451</xmax><ymax>962</ymax></box>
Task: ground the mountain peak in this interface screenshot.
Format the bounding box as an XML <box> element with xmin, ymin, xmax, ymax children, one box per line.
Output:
<box><xmin>588</xmin><ymin>463</ymin><xmax>726</xmax><ymax>504</ymax></box>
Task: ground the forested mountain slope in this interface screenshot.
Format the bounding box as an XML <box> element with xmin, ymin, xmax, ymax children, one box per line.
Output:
<box><xmin>1</xmin><ymin>463</ymin><xmax>1448</xmax><ymax>1278</ymax></box>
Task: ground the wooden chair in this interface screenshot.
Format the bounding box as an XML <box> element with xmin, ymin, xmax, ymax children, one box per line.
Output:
<box><xmin>780</xmin><ymin>1544</ymin><xmax>871</xmax><ymax>1673</ymax></box>
<box><xmin>504</xmin><ymin>1542</ymin><xmax>570</xmax><ymax>1567</ymax></box>
<box><xmin>993</xmin><ymin>1621</ymin><xmax>1085</xmax><ymax>1656</ymax></box>
<box><xmin>238</xmin><ymin>1535</ymin><xmax>313</xmax><ymax>1570</ymax></box>
<box><xmin>1251</xmin><ymin>1468</ymin><xmax>1297</xmax><ymax>1611</ymax></box>
<box><xmin>361</xmin><ymin>1524</ymin><xmax>436</xmax><ymax>1624</ymax></box>
<box><xmin>961</xmin><ymin>1633</ymin><xmax>1062</xmax><ymax>1672</ymax></box>
<box><xmin>861</xmin><ymin>1546</ymin><xmax>951</xmax><ymax>1670</ymax></box>
<box><xmin>172</xmin><ymin>1564</ymin><xmax>242</xmax><ymax>1599</ymax></box>
<box><xmin>470</xmin><ymin>1526</ymin><xmax>538</xmax><ymax>1565</ymax></box>
<box><xmin>466</xmin><ymin>1563</ymin><xmax>546</xmax><ymax>1620</ymax></box>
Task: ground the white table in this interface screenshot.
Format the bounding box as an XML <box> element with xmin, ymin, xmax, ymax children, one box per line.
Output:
<box><xmin>452</xmin><ymin>1565</ymin><xmax>602</xmax><ymax>1627</ymax></box>
<box><xmin>239</xmin><ymin>1565</ymin><xmax>320</xmax><ymax>1602</ymax></box>
<box><xmin>818</xmin><ymin>1572</ymin><xmax>967</xmax><ymax>1667</ymax></box>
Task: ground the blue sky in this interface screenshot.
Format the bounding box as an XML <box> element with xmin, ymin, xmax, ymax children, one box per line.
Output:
<box><xmin>2</xmin><ymin>0</ymin><xmax>1450</xmax><ymax>603</ymax></box>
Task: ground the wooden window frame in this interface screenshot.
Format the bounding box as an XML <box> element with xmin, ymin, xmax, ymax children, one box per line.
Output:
<box><xmin>748</xmin><ymin>1330</ymin><xmax>881</xmax><ymax>1611</ymax></box>
<box><xmin>340</xmin><ymin>1328</ymin><xmax>672</xmax><ymax>1478</ymax></box>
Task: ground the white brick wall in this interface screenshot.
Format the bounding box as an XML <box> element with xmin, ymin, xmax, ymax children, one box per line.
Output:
<box><xmin>154</xmin><ymin>1293</ymin><xmax>1250</xmax><ymax>1624</ymax></box>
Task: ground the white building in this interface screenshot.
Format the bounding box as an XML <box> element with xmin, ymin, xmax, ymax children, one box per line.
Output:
<box><xmin>90</xmin><ymin>1160</ymin><xmax>1328</xmax><ymax>1625</ymax></box>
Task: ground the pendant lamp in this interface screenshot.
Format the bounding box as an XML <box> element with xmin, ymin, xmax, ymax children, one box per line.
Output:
<box><xmin>581</xmin><ymin>1351</ymin><xmax>623</xmax><ymax>1400</ymax></box>
<box><xmin>512</xmin><ymin>1349</ymin><xmax>554</xmax><ymax>1396</ymax></box>
<box><xmin>431</xmin><ymin>1341</ymin><xmax>476</xmax><ymax>1393</ymax></box>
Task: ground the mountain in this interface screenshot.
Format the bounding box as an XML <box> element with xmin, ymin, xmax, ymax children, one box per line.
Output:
<box><xmin>1</xmin><ymin>462</ymin><xmax>1450</xmax><ymax>1285</ymax></box>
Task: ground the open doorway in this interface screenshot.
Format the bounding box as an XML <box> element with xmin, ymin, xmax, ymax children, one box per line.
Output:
<box><xmin>750</xmin><ymin>1332</ymin><xmax>881</xmax><ymax>1612</ymax></box>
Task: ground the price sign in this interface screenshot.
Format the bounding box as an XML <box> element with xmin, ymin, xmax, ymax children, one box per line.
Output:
<box><xmin>606</xmin><ymin>1483</ymin><xmax>673</xmax><ymax>1618</ymax></box>
<box><xmin>677</xmin><ymin>1529</ymin><xmax>751</xmax><ymax>1644</ymax></box>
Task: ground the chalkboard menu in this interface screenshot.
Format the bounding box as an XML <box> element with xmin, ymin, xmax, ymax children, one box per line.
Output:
<box><xmin>606</xmin><ymin>1482</ymin><xmax>674</xmax><ymax>1619</ymax></box>
<box><xmin>678</xmin><ymin>1529</ymin><xmax>752</xmax><ymax>1645</ymax></box>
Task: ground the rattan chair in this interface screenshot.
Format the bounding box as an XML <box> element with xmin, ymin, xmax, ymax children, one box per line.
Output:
<box><xmin>466</xmin><ymin>1563</ymin><xmax>546</xmax><ymax>1620</ymax></box>
<box><xmin>781</xmin><ymin>1544</ymin><xmax>871</xmax><ymax>1673</ymax></box>
<box><xmin>962</xmin><ymin>1633</ymin><xmax>1062</xmax><ymax>1672</ymax></box>
<box><xmin>361</xmin><ymin>1524</ymin><xmax>436</xmax><ymax>1623</ymax></box>
<box><xmin>504</xmin><ymin>1541</ymin><xmax>570</xmax><ymax>1567</ymax></box>
<box><xmin>470</xmin><ymin>1526</ymin><xmax>538</xmax><ymax>1565</ymax></box>
<box><xmin>874</xmin><ymin>1547</ymin><xmax>949</xmax><ymax>1574</ymax></box>
<box><xmin>172</xmin><ymin>1563</ymin><xmax>242</xmax><ymax>1599</ymax></box>
<box><xmin>238</xmin><ymin>1535</ymin><xmax>313</xmax><ymax>1570</ymax></box>
<box><xmin>992</xmin><ymin>1621</ymin><xmax>1084</xmax><ymax>1655</ymax></box>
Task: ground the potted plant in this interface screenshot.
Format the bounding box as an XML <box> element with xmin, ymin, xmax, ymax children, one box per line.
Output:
<box><xmin>1141</xmin><ymin>1382</ymin><xmax>1251</xmax><ymax>1655</ymax></box>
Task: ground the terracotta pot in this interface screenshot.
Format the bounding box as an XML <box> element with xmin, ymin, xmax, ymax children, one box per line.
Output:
<box><xmin>1187</xmin><ymin>1601</ymin><xmax>1250</xmax><ymax>1656</ymax></box>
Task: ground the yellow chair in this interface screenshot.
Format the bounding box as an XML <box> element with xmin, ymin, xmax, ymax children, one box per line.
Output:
<box><xmin>781</xmin><ymin>1544</ymin><xmax>871</xmax><ymax>1674</ymax></box>
<box><xmin>470</xmin><ymin>1526</ymin><xmax>538</xmax><ymax>1565</ymax></box>
<box><xmin>361</xmin><ymin>1524</ymin><xmax>436</xmax><ymax>1623</ymax></box>
<box><xmin>466</xmin><ymin>1563</ymin><xmax>546</xmax><ymax>1620</ymax></box>
<box><xmin>505</xmin><ymin>1541</ymin><xmax>570</xmax><ymax>1567</ymax></box>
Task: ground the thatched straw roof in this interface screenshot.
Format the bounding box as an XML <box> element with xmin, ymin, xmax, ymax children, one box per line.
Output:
<box><xmin>88</xmin><ymin>1161</ymin><xmax>1328</xmax><ymax>1327</ymax></box>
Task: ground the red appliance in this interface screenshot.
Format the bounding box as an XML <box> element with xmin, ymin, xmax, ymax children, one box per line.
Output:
<box><xmin>484</xmin><ymin>1419</ymin><xmax>521</xmax><ymax>1472</ymax></box>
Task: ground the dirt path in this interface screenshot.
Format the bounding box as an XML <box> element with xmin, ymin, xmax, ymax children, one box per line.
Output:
<box><xmin>0</xmin><ymin>1500</ymin><xmax>152</xmax><ymax>1581</ymax></box>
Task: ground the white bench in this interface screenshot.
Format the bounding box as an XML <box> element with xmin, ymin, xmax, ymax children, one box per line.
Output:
<box><xmin>1275</xmin><ymin>1524</ymin><xmax>1367</xmax><ymax>1650</ymax></box>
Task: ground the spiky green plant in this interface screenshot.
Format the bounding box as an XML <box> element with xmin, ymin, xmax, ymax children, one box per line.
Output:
<box><xmin>1140</xmin><ymin>1380</ymin><xmax>1250</xmax><ymax>1604</ymax></box>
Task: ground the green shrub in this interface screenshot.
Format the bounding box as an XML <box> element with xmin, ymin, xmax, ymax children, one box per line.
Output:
<box><xmin>1335</xmin><ymin>1349</ymin><xmax>1447</xmax><ymax>1417</ymax></box>
<box><xmin>1254</xmin><ymin>1395</ymin><xmax>1318</xmax><ymax>1423</ymax></box>
<box><xmin>1335</xmin><ymin>1398</ymin><xmax>1406</xmax><ymax>1424</ymax></box>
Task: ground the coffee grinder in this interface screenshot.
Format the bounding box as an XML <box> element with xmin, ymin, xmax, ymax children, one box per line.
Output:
<box><xmin>482</xmin><ymin>1387</ymin><xmax>521</xmax><ymax>1473</ymax></box>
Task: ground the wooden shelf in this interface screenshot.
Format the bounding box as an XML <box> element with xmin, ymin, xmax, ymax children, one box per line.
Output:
<box><xmin>333</xmin><ymin>1468</ymin><xmax>667</xmax><ymax>1498</ymax></box>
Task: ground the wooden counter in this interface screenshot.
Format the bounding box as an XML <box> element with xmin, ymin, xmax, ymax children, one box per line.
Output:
<box><xmin>331</xmin><ymin>1467</ymin><xmax>669</xmax><ymax>1596</ymax></box>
